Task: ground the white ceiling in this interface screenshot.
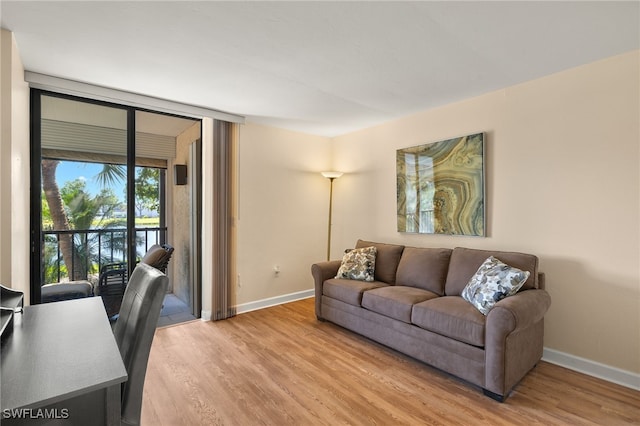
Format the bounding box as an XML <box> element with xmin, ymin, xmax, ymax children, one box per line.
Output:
<box><xmin>1</xmin><ymin>1</ymin><xmax>638</xmax><ymax>137</ymax></box>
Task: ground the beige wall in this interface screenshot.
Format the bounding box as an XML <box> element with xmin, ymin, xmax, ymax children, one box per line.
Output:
<box><xmin>0</xmin><ymin>29</ymin><xmax>30</xmax><ymax>295</ymax></box>
<box><xmin>330</xmin><ymin>50</ymin><xmax>640</xmax><ymax>373</ymax></box>
<box><xmin>236</xmin><ymin>123</ymin><xmax>331</xmax><ymax>306</ymax></box>
<box><xmin>169</xmin><ymin>121</ymin><xmax>201</xmax><ymax>303</ymax></box>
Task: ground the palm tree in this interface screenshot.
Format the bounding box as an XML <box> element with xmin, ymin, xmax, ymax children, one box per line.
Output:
<box><xmin>41</xmin><ymin>161</ymin><xmax>126</xmax><ymax>282</ymax></box>
<box><xmin>64</xmin><ymin>182</ymin><xmax>124</xmax><ymax>279</ymax></box>
<box><xmin>95</xmin><ymin>163</ymin><xmax>126</xmax><ymax>188</ymax></box>
<box><xmin>41</xmin><ymin>159</ymin><xmax>84</xmax><ymax>280</ymax></box>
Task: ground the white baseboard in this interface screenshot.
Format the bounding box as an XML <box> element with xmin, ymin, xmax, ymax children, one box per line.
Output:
<box><xmin>200</xmin><ymin>310</ymin><xmax>212</xmax><ymax>321</ymax></box>
<box><xmin>542</xmin><ymin>347</ymin><xmax>640</xmax><ymax>391</ymax></box>
<box><xmin>235</xmin><ymin>289</ymin><xmax>315</xmax><ymax>315</ymax></box>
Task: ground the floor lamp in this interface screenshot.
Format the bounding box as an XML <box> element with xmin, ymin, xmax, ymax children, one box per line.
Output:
<box><xmin>321</xmin><ymin>171</ymin><xmax>343</xmax><ymax>261</ymax></box>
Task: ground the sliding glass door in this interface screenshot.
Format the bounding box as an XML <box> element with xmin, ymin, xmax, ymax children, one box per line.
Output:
<box><xmin>30</xmin><ymin>90</ymin><xmax>202</xmax><ymax>323</ymax></box>
<box><xmin>31</xmin><ymin>91</ymin><xmax>136</xmax><ymax>303</ymax></box>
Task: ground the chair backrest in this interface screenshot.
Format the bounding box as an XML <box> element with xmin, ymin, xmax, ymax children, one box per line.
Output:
<box><xmin>140</xmin><ymin>243</ymin><xmax>174</xmax><ymax>273</ymax></box>
<box><xmin>113</xmin><ymin>263</ymin><xmax>169</xmax><ymax>426</ymax></box>
<box><xmin>98</xmin><ymin>262</ymin><xmax>128</xmax><ymax>291</ymax></box>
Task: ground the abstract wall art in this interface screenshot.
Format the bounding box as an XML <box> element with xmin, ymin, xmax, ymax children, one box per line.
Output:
<box><xmin>397</xmin><ymin>133</ymin><xmax>485</xmax><ymax>236</ymax></box>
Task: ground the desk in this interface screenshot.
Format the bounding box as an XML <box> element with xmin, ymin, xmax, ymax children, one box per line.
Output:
<box><xmin>1</xmin><ymin>297</ymin><xmax>127</xmax><ymax>425</ymax></box>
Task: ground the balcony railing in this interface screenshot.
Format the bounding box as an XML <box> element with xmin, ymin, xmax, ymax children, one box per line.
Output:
<box><xmin>42</xmin><ymin>227</ymin><xmax>167</xmax><ymax>285</ymax></box>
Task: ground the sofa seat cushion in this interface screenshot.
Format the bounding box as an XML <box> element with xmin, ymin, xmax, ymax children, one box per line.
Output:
<box><xmin>323</xmin><ymin>278</ymin><xmax>388</xmax><ymax>307</ymax></box>
<box><xmin>411</xmin><ymin>296</ymin><xmax>486</xmax><ymax>347</ymax></box>
<box><xmin>362</xmin><ymin>286</ymin><xmax>439</xmax><ymax>323</ymax></box>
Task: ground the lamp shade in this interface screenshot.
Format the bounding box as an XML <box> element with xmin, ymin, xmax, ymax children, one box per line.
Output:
<box><xmin>321</xmin><ymin>171</ymin><xmax>343</xmax><ymax>179</ymax></box>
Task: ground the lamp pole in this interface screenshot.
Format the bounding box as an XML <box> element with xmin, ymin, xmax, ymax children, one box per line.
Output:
<box><xmin>326</xmin><ymin>177</ymin><xmax>336</xmax><ymax>261</ymax></box>
<box><xmin>321</xmin><ymin>172</ymin><xmax>343</xmax><ymax>261</ymax></box>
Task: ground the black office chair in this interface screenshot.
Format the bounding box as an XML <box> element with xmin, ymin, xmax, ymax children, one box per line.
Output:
<box><xmin>113</xmin><ymin>263</ymin><xmax>168</xmax><ymax>426</ymax></box>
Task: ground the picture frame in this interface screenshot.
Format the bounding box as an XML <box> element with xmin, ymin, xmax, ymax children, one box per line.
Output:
<box><xmin>396</xmin><ymin>133</ymin><xmax>485</xmax><ymax>236</ymax></box>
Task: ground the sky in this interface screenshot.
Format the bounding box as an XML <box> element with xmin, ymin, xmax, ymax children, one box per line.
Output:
<box><xmin>55</xmin><ymin>160</ymin><xmax>125</xmax><ymax>200</ymax></box>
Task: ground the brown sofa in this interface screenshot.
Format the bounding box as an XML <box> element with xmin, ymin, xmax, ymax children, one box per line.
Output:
<box><xmin>311</xmin><ymin>240</ymin><xmax>551</xmax><ymax>401</ymax></box>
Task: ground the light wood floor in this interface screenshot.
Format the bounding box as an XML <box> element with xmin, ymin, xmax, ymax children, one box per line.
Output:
<box><xmin>142</xmin><ymin>298</ymin><xmax>640</xmax><ymax>425</ymax></box>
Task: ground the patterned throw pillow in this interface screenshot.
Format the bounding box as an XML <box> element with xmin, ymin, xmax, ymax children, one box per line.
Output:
<box><xmin>461</xmin><ymin>256</ymin><xmax>530</xmax><ymax>315</ymax></box>
<box><xmin>335</xmin><ymin>246</ymin><xmax>377</xmax><ymax>282</ymax></box>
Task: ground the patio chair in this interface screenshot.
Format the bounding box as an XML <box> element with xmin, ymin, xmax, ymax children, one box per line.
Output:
<box><xmin>41</xmin><ymin>281</ymin><xmax>93</xmax><ymax>303</ymax></box>
<box><xmin>138</xmin><ymin>243</ymin><xmax>174</xmax><ymax>273</ymax></box>
<box><xmin>95</xmin><ymin>243</ymin><xmax>174</xmax><ymax>318</ymax></box>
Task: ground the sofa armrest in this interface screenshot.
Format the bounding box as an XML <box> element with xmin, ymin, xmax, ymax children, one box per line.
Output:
<box><xmin>311</xmin><ymin>261</ymin><xmax>341</xmax><ymax>319</ymax></box>
<box><xmin>485</xmin><ymin>288</ymin><xmax>551</xmax><ymax>397</ymax></box>
<box><xmin>487</xmin><ymin>288</ymin><xmax>551</xmax><ymax>333</ymax></box>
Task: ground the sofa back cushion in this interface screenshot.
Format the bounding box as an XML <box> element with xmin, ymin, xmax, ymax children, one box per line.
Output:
<box><xmin>395</xmin><ymin>247</ymin><xmax>452</xmax><ymax>295</ymax></box>
<box><xmin>355</xmin><ymin>240</ymin><xmax>404</xmax><ymax>284</ymax></box>
<box><xmin>444</xmin><ymin>247</ymin><xmax>539</xmax><ymax>296</ymax></box>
